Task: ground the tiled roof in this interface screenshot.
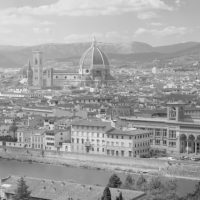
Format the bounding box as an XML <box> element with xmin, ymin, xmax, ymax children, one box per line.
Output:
<box><xmin>2</xmin><ymin>176</ymin><xmax>145</xmax><ymax>200</ymax></box>
<box><xmin>106</xmin><ymin>128</ymin><xmax>148</xmax><ymax>136</ymax></box>
<box><xmin>71</xmin><ymin>119</ymin><xmax>112</xmax><ymax>128</ymax></box>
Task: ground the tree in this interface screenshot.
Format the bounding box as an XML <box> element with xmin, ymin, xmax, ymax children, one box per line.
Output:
<box><xmin>123</xmin><ymin>174</ymin><xmax>135</xmax><ymax>190</ymax></box>
<box><xmin>9</xmin><ymin>121</ymin><xmax>18</xmax><ymax>139</ymax></box>
<box><xmin>136</xmin><ymin>174</ymin><xmax>147</xmax><ymax>191</ymax></box>
<box><xmin>116</xmin><ymin>192</ymin><xmax>123</xmax><ymax>200</ymax></box>
<box><xmin>142</xmin><ymin>177</ymin><xmax>179</xmax><ymax>200</ymax></box>
<box><xmin>186</xmin><ymin>182</ymin><xmax>200</xmax><ymax>200</ymax></box>
<box><xmin>13</xmin><ymin>177</ymin><xmax>31</xmax><ymax>200</ymax></box>
<box><xmin>107</xmin><ymin>174</ymin><xmax>122</xmax><ymax>188</ymax></box>
<box><xmin>101</xmin><ymin>187</ymin><xmax>111</xmax><ymax>200</ymax></box>
<box><xmin>148</xmin><ymin>176</ymin><xmax>164</xmax><ymax>192</ymax></box>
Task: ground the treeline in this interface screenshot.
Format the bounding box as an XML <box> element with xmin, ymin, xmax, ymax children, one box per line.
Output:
<box><xmin>13</xmin><ymin>175</ymin><xmax>200</xmax><ymax>200</ymax></box>
<box><xmin>103</xmin><ymin>173</ymin><xmax>200</xmax><ymax>200</ymax></box>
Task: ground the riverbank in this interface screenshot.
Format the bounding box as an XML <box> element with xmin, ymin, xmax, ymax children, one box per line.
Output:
<box><xmin>1</xmin><ymin>147</ymin><xmax>200</xmax><ymax>181</ymax></box>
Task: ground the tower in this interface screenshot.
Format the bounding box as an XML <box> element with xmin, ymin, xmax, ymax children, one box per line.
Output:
<box><xmin>167</xmin><ymin>101</ymin><xmax>185</xmax><ymax>122</ymax></box>
<box><xmin>32</xmin><ymin>51</ymin><xmax>43</xmax><ymax>88</ymax></box>
<box><xmin>27</xmin><ymin>60</ymin><xmax>33</xmax><ymax>86</ymax></box>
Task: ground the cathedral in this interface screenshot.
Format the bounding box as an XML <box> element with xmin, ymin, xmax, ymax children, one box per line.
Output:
<box><xmin>20</xmin><ymin>39</ymin><xmax>115</xmax><ymax>89</ymax></box>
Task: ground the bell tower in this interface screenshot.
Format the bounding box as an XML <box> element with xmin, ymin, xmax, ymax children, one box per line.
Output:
<box><xmin>32</xmin><ymin>51</ymin><xmax>43</xmax><ymax>88</ymax></box>
<box><xmin>167</xmin><ymin>101</ymin><xmax>185</xmax><ymax>122</ymax></box>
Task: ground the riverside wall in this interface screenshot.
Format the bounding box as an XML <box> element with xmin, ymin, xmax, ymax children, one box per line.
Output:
<box><xmin>0</xmin><ymin>147</ymin><xmax>168</xmax><ymax>173</ymax></box>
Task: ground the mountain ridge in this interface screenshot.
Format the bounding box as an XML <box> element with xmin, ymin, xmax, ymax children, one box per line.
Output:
<box><xmin>0</xmin><ymin>41</ymin><xmax>199</xmax><ymax>68</ymax></box>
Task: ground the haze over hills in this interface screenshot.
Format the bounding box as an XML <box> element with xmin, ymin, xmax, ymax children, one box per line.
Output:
<box><xmin>0</xmin><ymin>41</ymin><xmax>200</xmax><ymax>68</ymax></box>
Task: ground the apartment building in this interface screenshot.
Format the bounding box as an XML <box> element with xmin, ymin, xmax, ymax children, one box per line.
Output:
<box><xmin>71</xmin><ymin>119</ymin><xmax>150</xmax><ymax>157</ymax></box>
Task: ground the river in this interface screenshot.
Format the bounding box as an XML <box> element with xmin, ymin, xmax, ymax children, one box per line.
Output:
<box><xmin>0</xmin><ymin>158</ymin><xmax>198</xmax><ymax>197</ymax></box>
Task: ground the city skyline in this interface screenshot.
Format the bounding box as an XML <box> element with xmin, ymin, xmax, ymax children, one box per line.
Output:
<box><xmin>0</xmin><ymin>0</ymin><xmax>199</xmax><ymax>46</ymax></box>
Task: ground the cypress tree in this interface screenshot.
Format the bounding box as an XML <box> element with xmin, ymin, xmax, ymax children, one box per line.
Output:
<box><xmin>101</xmin><ymin>187</ymin><xmax>111</xmax><ymax>200</ymax></box>
<box><xmin>13</xmin><ymin>177</ymin><xmax>31</xmax><ymax>200</ymax></box>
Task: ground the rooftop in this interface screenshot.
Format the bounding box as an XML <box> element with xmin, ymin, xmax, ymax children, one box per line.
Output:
<box><xmin>1</xmin><ymin>176</ymin><xmax>145</xmax><ymax>200</ymax></box>
<box><xmin>107</xmin><ymin>128</ymin><xmax>149</xmax><ymax>136</ymax></box>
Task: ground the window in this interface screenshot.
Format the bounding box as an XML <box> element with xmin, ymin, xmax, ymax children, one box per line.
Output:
<box><xmin>169</xmin><ymin>130</ymin><xmax>176</xmax><ymax>139</ymax></box>
<box><xmin>121</xmin><ymin>136</ymin><xmax>124</xmax><ymax>139</ymax></box>
<box><xmin>163</xmin><ymin>129</ymin><xmax>167</xmax><ymax>137</ymax></box>
<box><xmin>155</xmin><ymin>139</ymin><xmax>160</xmax><ymax>145</ymax></box>
<box><xmin>121</xmin><ymin>150</ymin><xmax>124</xmax><ymax>157</ymax></box>
<box><xmin>155</xmin><ymin>129</ymin><xmax>161</xmax><ymax>137</ymax></box>
<box><xmin>129</xmin><ymin>151</ymin><xmax>132</xmax><ymax>157</ymax></box>
<box><xmin>169</xmin><ymin>141</ymin><xmax>176</xmax><ymax>148</ymax></box>
<box><xmin>163</xmin><ymin>140</ymin><xmax>167</xmax><ymax>146</ymax></box>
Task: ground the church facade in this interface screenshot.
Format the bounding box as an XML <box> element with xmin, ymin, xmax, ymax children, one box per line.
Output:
<box><xmin>21</xmin><ymin>39</ymin><xmax>115</xmax><ymax>89</ymax></box>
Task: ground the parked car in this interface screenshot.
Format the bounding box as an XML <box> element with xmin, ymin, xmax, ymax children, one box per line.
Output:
<box><xmin>167</xmin><ymin>157</ymin><xmax>176</xmax><ymax>161</ymax></box>
<box><xmin>191</xmin><ymin>157</ymin><xmax>200</xmax><ymax>161</ymax></box>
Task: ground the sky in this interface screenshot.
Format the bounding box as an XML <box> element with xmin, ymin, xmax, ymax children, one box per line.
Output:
<box><xmin>0</xmin><ymin>0</ymin><xmax>199</xmax><ymax>46</ymax></box>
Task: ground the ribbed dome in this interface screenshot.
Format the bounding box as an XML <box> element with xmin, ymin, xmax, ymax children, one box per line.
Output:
<box><xmin>80</xmin><ymin>39</ymin><xmax>109</xmax><ymax>70</ymax></box>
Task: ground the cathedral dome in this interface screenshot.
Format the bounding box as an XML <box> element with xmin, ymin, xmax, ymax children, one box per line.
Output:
<box><xmin>79</xmin><ymin>38</ymin><xmax>110</xmax><ymax>74</ymax></box>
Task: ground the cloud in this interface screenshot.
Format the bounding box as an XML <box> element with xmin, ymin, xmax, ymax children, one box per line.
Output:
<box><xmin>64</xmin><ymin>34</ymin><xmax>101</xmax><ymax>43</ymax></box>
<box><xmin>64</xmin><ymin>32</ymin><xmax>131</xmax><ymax>43</ymax></box>
<box><xmin>33</xmin><ymin>27</ymin><xmax>51</xmax><ymax>34</ymax></box>
<box><xmin>134</xmin><ymin>26</ymin><xmax>187</xmax><ymax>37</ymax></box>
<box><xmin>0</xmin><ymin>14</ymin><xmax>35</xmax><ymax>25</ymax></box>
<box><xmin>137</xmin><ymin>11</ymin><xmax>157</xmax><ymax>20</ymax></box>
<box><xmin>151</xmin><ymin>22</ymin><xmax>162</xmax><ymax>26</ymax></box>
<box><xmin>0</xmin><ymin>27</ymin><xmax>12</xmax><ymax>34</ymax></box>
<box><xmin>1</xmin><ymin>0</ymin><xmax>173</xmax><ymax>17</ymax></box>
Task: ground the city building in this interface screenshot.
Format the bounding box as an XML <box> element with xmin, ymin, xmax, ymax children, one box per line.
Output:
<box><xmin>119</xmin><ymin>101</ymin><xmax>200</xmax><ymax>154</ymax></box>
<box><xmin>19</xmin><ymin>38</ymin><xmax>115</xmax><ymax>89</ymax></box>
<box><xmin>71</xmin><ymin>119</ymin><xmax>150</xmax><ymax>157</ymax></box>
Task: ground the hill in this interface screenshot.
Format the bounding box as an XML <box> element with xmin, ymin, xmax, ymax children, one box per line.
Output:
<box><xmin>0</xmin><ymin>41</ymin><xmax>200</xmax><ymax>68</ymax></box>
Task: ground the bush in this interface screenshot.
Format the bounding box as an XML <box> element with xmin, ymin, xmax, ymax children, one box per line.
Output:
<box><xmin>136</xmin><ymin>175</ymin><xmax>147</xmax><ymax>191</ymax></box>
<box><xmin>123</xmin><ymin>174</ymin><xmax>135</xmax><ymax>190</ymax></box>
<box><xmin>107</xmin><ymin>174</ymin><xmax>122</xmax><ymax>188</ymax></box>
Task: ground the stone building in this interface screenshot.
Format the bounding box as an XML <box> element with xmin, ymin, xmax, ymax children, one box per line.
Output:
<box><xmin>19</xmin><ymin>38</ymin><xmax>115</xmax><ymax>89</ymax></box>
<box><xmin>71</xmin><ymin>119</ymin><xmax>150</xmax><ymax>157</ymax></box>
<box><xmin>119</xmin><ymin>101</ymin><xmax>200</xmax><ymax>155</ymax></box>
